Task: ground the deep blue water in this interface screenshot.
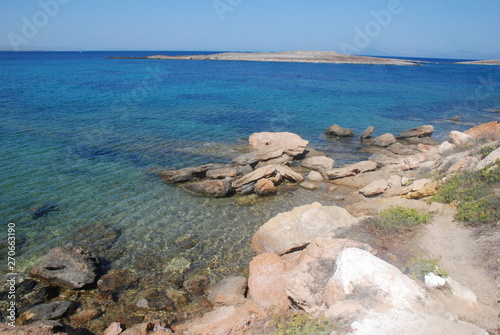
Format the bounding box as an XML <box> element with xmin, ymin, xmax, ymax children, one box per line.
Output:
<box><xmin>1</xmin><ymin>51</ymin><xmax>499</xmax><ymax>281</ymax></box>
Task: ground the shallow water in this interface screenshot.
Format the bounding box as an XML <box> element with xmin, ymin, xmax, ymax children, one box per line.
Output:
<box><xmin>1</xmin><ymin>51</ymin><xmax>499</xmax><ymax>291</ymax></box>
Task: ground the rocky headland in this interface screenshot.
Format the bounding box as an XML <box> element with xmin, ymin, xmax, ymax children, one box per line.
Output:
<box><xmin>2</xmin><ymin>121</ymin><xmax>499</xmax><ymax>335</ymax></box>
<box><xmin>455</xmin><ymin>59</ymin><xmax>500</xmax><ymax>65</ymax></box>
<box><xmin>107</xmin><ymin>50</ymin><xmax>421</xmax><ymax>66</ymax></box>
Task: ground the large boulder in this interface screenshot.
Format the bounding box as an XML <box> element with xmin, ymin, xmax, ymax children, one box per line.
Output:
<box><xmin>30</xmin><ymin>247</ymin><xmax>100</xmax><ymax>289</ymax></box>
<box><xmin>183</xmin><ymin>180</ymin><xmax>233</xmax><ymax>198</ymax></box>
<box><xmin>249</xmin><ymin>132</ymin><xmax>309</xmax><ymax>157</ymax></box>
<box><xmin>284</xmin><ymin>237</ymin><xmax>375</xmax><ymax>310</ymax></box>
<box><xmin>248</xmin><ymin>253</ymin><xmax>290</xmax><ymax>310</ymax></box>
<box><xmin>396</xmin><ymin>125</ymin><xmax>434</xmax><ymax>139</ymax></box>
<box><xmin>325</xmin><ymin>248</ymin><xmax>425</xmax><ymax>310</ymax></box>
<box><xmin>326</xmin><ymin>124</ymin><xmax>354</xmax><ymax>137</ymax></box>
<box><xmin>301</xmin><ymin>156</ymin><xmax>335</xmax><ymax>172</ymax></box>
<box><xmin>371</xmin><ymin>133</ymin><xmax>396</xmax><ymax>147</ymax></box>
<box><xmin>464</xmin><ymin>121</ymin><xmax>500</xmax><ymax>141</ymax></box>
<box><xmin>251</xmin><ymin>202</ymin><xmax>359</xmax><ymax>255</ymax></box>
<box><xmin>360</xmin><ymin>126</ymin><xmax>375</xmax><ymax>139</ymax></box>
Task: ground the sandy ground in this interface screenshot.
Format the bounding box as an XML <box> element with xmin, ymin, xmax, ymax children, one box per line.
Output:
<box><xmin>419</xmin><ymin>206</ymin><xmax>499</xmax><ymax>333</ymax></box>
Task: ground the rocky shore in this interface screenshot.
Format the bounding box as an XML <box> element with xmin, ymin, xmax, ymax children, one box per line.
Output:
<box><xmin>2</xmin><ymin>121</ymin><xmax>499</xmax><ymax>335</ymax></box>
<box><xmin>107</xmin><ymin>50</ymin><xmax>421</xmax><ymax>66</ymax></box>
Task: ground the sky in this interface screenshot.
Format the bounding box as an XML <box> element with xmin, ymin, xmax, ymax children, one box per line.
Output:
<box><xmin>1</xmin><ymin>0</ymin><xmax>499</xmax><ymax>59</ymax></box>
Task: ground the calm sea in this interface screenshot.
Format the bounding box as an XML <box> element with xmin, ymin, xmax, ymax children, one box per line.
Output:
<box><xmin>1</xmin><ymin>51</ymin><xmax>499</xmax><ymax>283</ymax></box>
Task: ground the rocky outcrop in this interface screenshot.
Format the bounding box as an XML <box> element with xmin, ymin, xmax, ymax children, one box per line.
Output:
<box><xmin>450</xmin><ymin>131</ymin><xmax>474</xmax><ymax>146</ymax></box>
<box><xmin>396</xmin><ymin>125</ymin><xmax>434</xmax><ymax>139</ymax></box>
<box><xmin>360</xmin><ymin>126</ymin><xmax>375</xmax><ymax>139</ymax></box>
<box><xmin>251</xmin><ymin>202</ymin><xmax>359</xmax><ymax>255</ymax></box>
<box><xmin>232</xmin><ymin>164</ymin><xmax>303</xmax><ymax>195</ymax></box>
<box><xmin>371</xmin><ymin>133</ymin><xmax>396</xmax><ymax>147</ymax></box>
<box><xmin>249</xmin><ymin>132</ymin><xmax>309</xmax><ymax>157</ymax></box>
<box><xmin>232</xmin><ymin>147</ymin><xmax>287</xmax><ymax>167</ymax></box>
<box><xmin>326</xmin><ymin>124</ymin><xmax>354</xmax><ymax>137</ymax></box>
<box><xmin>464</xmin><ymin>120</ymin><xmax>500</xmax><ymax>141</ymax></box>
<box><xmin>159</xmin><ymin>164</ymin><xmax>226</xmax><ymax>183</ymax></box>
<box><xmin>30</xmin><ymin>247</ymin><xmax>100</xmax><ymax>289</ymax></box>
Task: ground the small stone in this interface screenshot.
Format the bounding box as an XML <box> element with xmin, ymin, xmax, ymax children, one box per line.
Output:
<box><xmin>299</xmin><ymin>181</ymin><xmax>319</xmax><ymax>190</ymax></box>
<box><xmin>424</xmin><ymin>273</ymin><xmax>446</xmax><ymax>288</ymax></box>
<box><xmin>70</xmin><ymin>309</ymin><xmax>101</xmax><ymax>325</ymax></box>
<box><xmin>254</xmin><ymin>179</ymin><xmax>276</xmax><ymax>196</ymax></box>
<box><xmin>307</xmin><ymin>171</ymin><xmax>324</xmax><ymax>182</ymax></box>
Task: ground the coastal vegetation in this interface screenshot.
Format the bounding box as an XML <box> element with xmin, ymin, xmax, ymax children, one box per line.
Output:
<box><xmin>372</xmin><ymin>205</ymin><xmax>432</xmax><ymax>232</ymax></box>
<box><xmin>431</xmin><ymin>160</ymin><xmax>500</xmax><ymax>225</ymax></box>
<box><xmin>405</xmin><ymin>255</ymin><xmax>448</xmax><ymax>281</ymax></box>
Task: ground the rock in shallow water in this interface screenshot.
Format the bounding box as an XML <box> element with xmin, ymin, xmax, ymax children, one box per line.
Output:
<box><xmin>30</xmin><ymin>247</ymin><xmax>100</xmax><ymax>289</ymax></box>
<box><xmin>183</xmin><ymin>179</ymin><xmax>233</xmax><ymax>197</ymax></box>
<box><xmin>19</xmin><ymin>300</ymin><xmax>77</xmax><ymax>323</ymax></box>
<box><xmin>326</xmin><ymin>124</ymin><xmax>354</xmax><ymax>137</ymax></box>
<box><xmin>396</xmin><ymin>125</ymin><xmax>434</xmax><ymax>139</ymax></box>
<box><xmin>249</xmin><ymin>132</ymin><xmax>309</xmax><ymax>157</ymax></box>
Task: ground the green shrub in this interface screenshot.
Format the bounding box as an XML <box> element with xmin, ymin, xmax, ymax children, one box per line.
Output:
<box><xmin>373</xmin><ymin>206</ymin><xmax>432</xmax><ymax>232</ymax></box>
<box><xmin>431</xmin><ymin>160</ymin><xmax>499</xmax><ymax>225</ymax></box>
<box><xmin>406</xmin><ymin>255</ymin><xmax>448</xmax><ymax>280</ymax></box>
<box><xmin>478</xmin><ymin>145</ymin><xmax>496</xmax><ymax>158</ymax></box>
<box><xmin>268</xmin><ymin>312</ymin><xmax>350</xmax><ymax>335</ymax></box>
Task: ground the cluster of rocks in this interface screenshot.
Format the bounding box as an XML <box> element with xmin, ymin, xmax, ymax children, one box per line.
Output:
<box><xmin>4</xmin><ymin>121</ymin><xmax>499</xmax><ymax>335</ymax></box>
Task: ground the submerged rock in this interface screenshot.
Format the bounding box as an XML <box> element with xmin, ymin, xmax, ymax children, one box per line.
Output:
<box><xmin>396</xmin><ymin>125</ymin><xmax>434</xmax><ymax>139</ymax></box>
<box><xmin>30</xmin><ymin>247</ymin><xmax>100</xmax><ymax>289</ymax></box>
<box><xmin>19</xmin><ymin>300</ymin><xmax>77</xmax><ymax>323</ymax></box>
<box><xmin>29</xmin><ymin>204</ymin><xmax>59</xmax><ymax>219</ymax></box>
<box><xmin>183</xmin><ymin>179</ymin><xmax>233</xmax><ymax>197</ymax></box>
<box><xmin>326</xmin><ymin>124</ymin><xmax>354</xmax><ymax>137</ymax></box>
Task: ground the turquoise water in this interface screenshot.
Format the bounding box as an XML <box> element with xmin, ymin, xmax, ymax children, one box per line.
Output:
<box><xmin>1</xmin><ymin>51</ymin><xmax>499</xmax><ymax>283</ymax></box>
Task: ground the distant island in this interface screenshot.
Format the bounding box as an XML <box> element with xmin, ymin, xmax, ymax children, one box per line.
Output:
<box><xmin>107</xmin><ymin>50</ymin><xmax>421</xmax><ymax>66</ymax></box>
<box><xmin>455</xmin><ymin>59</ymin><xmax>500</xmax><ymax>65</ymax></box>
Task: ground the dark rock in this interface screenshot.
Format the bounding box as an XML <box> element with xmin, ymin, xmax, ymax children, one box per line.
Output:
<box><xmin>360</xmin><ymin>126</ymin><xmax>375</xmax><ymax>139</ymax></box>
<box><xmin>30</xmin><ymin>247</ymin><xmax>100</xmax><ymax>289</ymax></box>
<box><xmin>183</xmin><ymin>179</ymin><xmax>233</xmax><ymax>197</ymax></box>
<box><xmin>158</xmin><ymin>164</ymin><xmax>225</xmax><ymax>183</ymax></box>
<box><xmin>183</xmin><ymin>275</ymin><xmax>210</xmax><ymax>296</ymax></box>
<box><xmin>448</xmin><ymin>115</ymin><xmax>461</xmax><ymax>122</ymax></box>
<box><xmin>97</xmin><ymin>270</ymin><xmax>137</xmax><ymax>293</ymax></box>
<box><xmin>19</xmin><ymin>300</ymin><xmax>77</xmax><ymax>323</ymax></box>
<box><xmin>174</xmin><ymin>234</ymin><xmax>200</xmax><ymax>251</ymax></box>
<box><xmin>29</xmin><ymin>204</ymin><xmax>59</xmax><ymax>219</ymax></box>
<box><xmin>326</xmin><ymin>124</ymin><xmax>354</xmax><ymax>137</ymax></box>
<box><xmin>135</xmin><ymin>290</ymin><xmax>175</xmax><ymax>311</ymax></box>
<box><xmin>396</xmin><ymin>125</ymin><xmax>434</xmax><ymax>139</ymax></box>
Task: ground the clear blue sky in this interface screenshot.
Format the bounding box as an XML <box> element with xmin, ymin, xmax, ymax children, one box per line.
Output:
<box><xmin>1</xmin><ymin>0</ymin><xmax>499</xmax><ymax>59</ymax></box>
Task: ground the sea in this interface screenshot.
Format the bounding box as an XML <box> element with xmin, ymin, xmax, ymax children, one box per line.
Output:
<box><xmin>0</xmin><ymin>51</ymin><xmax>499</xmax><ymax>324</ymax></box>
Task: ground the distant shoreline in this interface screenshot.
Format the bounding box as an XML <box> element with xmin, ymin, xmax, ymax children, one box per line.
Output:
<box><xmin>106</xmin><ymin>50</ymin><xmax>422</xmax><ymax>66</ymax></box>
<box><xmin>455</xmin><ymin>59</ymin><xmax>500</xmax><ymax>65</ymax></box>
